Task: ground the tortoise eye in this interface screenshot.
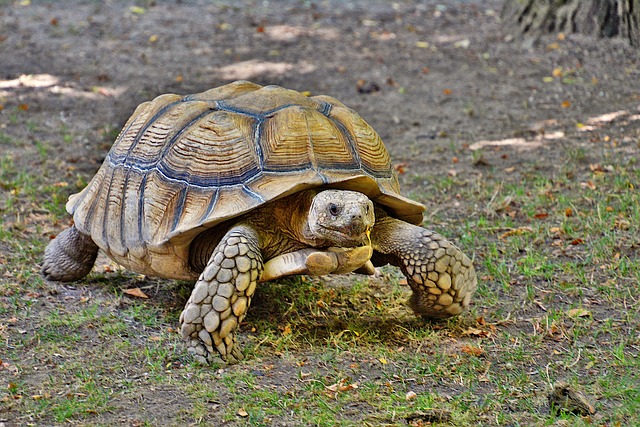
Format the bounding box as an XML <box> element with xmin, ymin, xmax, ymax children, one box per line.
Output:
<box><xmin>329</xmin><ymin>203</ymin><xmax>340</xmax><ymax>216</ymax></box>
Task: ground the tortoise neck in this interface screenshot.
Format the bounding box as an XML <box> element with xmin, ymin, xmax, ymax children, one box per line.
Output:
<box><xmin>188</xmin><ymin>190</ymin><xmax>321</xmax><ymax>273</ymax></box>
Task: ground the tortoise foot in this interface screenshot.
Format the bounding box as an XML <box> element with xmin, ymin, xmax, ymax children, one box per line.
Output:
<box><xmin>372</xmin><ymin>213</ymin><xmax>477</xmax><ymax>319</ymax></box>
<box><xmin>180</xmin><ymin>225</ymin><xmax>261</xmax><ymax>364</ymax></box>
<box><xmin>42</xmin><ymin>225</ymin><xmax>99</xmax><ymax>282</ymax></box>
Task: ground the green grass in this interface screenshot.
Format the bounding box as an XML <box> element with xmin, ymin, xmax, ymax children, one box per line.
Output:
<box><xmin>2</xmin><ymin>105</ymin><xmax>640</xmax><ymax>427</ymax></box>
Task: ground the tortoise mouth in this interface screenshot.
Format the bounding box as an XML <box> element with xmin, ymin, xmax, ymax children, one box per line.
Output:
<box><xmin>314</xmin><ymin>224</ymin><xmax>371</xmax><ymax>247</ymax></box>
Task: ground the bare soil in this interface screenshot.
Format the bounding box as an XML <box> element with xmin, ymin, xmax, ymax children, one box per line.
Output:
<box><xmin>1</xmin><ymin>0</ymin><xmax>639</xmax><ymax>426</ymax></box>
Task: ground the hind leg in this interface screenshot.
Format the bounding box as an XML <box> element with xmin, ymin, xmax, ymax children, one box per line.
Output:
<box><xmin>42</xmin><ymin>225</ymin><xmax>99</xmax><ymax>282</ymax></box>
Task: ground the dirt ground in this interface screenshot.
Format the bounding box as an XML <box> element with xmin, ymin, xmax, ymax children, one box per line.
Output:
<box><xmin>1</xmin><ymin>0</ymin><xmax>640</xmax><ymax>426</ymax></box>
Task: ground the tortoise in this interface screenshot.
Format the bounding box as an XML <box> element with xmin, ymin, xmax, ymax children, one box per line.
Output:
<box><xmin>42</xmin><ymin>80</ymin><xmax>477</xmax><ymax>364</ymax></box>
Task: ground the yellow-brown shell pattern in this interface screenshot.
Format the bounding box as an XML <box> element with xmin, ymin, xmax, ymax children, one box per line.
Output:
<box><xmin>66</xmin><ymin>81</ymin><xmax>424</xmax><ymax>278</ymax></box>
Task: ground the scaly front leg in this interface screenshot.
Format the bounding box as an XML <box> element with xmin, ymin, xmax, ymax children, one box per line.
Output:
<box><xmin>180</xmin><ymin>225</ymin><xmax>263</xmax><ymax>364</ymax></box>
<box><xmin>371</xmin><ymin>210</ymin><xmax>477</xmax><ymax>318</ymax></box>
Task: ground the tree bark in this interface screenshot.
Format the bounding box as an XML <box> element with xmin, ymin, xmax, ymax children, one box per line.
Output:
<box><xmin>501</xmin><ymin>0</ymin><xmax>640</xmax><ymax>46</ymax></box>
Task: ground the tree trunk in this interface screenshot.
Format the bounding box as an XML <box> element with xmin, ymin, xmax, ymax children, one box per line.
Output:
<box><xmin>501</xmin><ymin>0</ymin><xmax>640</xmax><ymax>46</ymax></box>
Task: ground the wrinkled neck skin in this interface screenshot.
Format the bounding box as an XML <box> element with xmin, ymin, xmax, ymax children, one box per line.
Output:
<box><xmin>189</xmin><ymin>189</ymin><xmax>371</xmax><ymax>273</ymax></box>
<box><xmin>248</xmin><ymin>189</ymin><xmax>331</xmax><ymax>256</ymax></box>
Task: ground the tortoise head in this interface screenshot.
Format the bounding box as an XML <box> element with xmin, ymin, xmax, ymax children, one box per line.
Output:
<box><xmin>307</xmin><ymin>189</ymin><xmax>375</xmax><ymax>247</ymax></box>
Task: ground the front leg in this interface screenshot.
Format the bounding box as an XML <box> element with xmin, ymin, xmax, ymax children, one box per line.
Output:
<box><xmin>371</xmin><ymin>211</ymin><xmax>477</xmax><ymax>318</ymax></box>
<box><xmin>260</xmin><ymin>245</ymin><xmax>374</xmax><ymax>282</ymax></box>
<box><xmin>180</xmin><ymin>224</ymin><xmax>263</xmax><ymax>364</ymax></box>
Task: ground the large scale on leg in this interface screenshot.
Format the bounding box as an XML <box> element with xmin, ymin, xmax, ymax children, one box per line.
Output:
<box><xmin>42</xmin><ymin>81</ymin><xmax>477</xmax><ymax>363</ymax></box>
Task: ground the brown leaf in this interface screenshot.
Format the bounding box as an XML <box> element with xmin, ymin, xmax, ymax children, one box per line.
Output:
<box><xmin>533</xmin><ymin>212</ymin><xmax>549</xmax><ymax>219</ymax></box>
<box><xmin>326</xmin><ymin>378</ymin><xmax>358</xmax><ymax>393</ymax></box>
<box><xmin>123</xmin><ymin>288</ymin><xmax>149</xmax><ymax>299</ymax></box>
<box><xmin>356</xmin><ymin>79</ymin><xmax>380</xmax><ymax>94</ymax></box>
<box><xmin>564</xmin><ymin>208</ymin><xmax>573</xmax><ymax>217</ymax></box>
<box><xmin>461</xmin><ymin>345</ymin><xmax>484</xmax><ymax>356</ymax></box>
<box><xmin>394</xmin><ymin>162</ymin><xmax>408</xmax><ymax>174</ymax></box>
<box><xmin>499</xmin><ymin>227</ymin><xmax>532</xmax><ymax>239</ymax></box>
<box><xmin>461</xmin><ymin>327</ymin><xmax>491</xmax><ymax>338</ymax></box>
<box><xmin>567</xmin><ymin>308</ymin><xmax>591</xmax><ymax>317</ymax></box>
<box><xmin>281</xmin><ymin>324</ymin><xmax>292</xmax><ymax>336</ymax></box>
<box><xmin>237</xmin><ymin>408</ymin><xmax>249</xmax><ymax>417</ymax></box>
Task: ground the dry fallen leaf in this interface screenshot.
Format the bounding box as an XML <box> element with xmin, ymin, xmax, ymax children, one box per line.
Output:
<box><xmin>129</xmin><ymin>6</ymin><xmax>145</xmax><ymax>14</ymax></box>
<box><xmin>406</xmin><ymin>390</ymin><xmax>418</xmax><ymax>400</ymax></box>
<box><xmin>281</xmin><ymin>324</ymin><xmax>292</xmax><ymax>336</ymax></box>
<box><xmin>237</xmin><ymin>408</ymin><xmax>249</xmax><ymax>417</ymax></box>
<box><xmin>356</xmin><ymin>79</ymin><xmax>380</xmax><ymax>94</ymax></box>
<box><xmin>123</xmin><ymin>288</ymin><xmax>149</xmax><ymax>299</ymax></box>
<box><xmin>326</xmin><ymin>378</ymin><xmax>358</xmax><ymax>393</ymax></box>
<box><xmin>499</xmin><ymin>227</ymin><xmax>532</xmax><ymax>239</ymax></box>
<box><xmin>461</xmin><ymin>345</ymin><xmax>484</xmax><ymax>356</ymax></box>
<box><xmin>567</xmin><ymin>308</ymin><xmax>591</xmax><ymax>318</ymax></box>
<box><xmin>461</xmin><ymin>327</ymin><xmax>491</xmax><ymax>338</ymax></box>
<box><xmin>394</xmin><ymin>162</ymin><xmax>408</xmax><ymax>174</ymax></box>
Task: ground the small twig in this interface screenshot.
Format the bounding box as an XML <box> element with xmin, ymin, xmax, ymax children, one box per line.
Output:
<box><xmin>565</xmin><ymin>348</ymin><xmax>581</xmax><ymax>369</ymax></box>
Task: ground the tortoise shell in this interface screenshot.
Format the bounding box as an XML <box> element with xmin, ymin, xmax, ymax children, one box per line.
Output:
<box><xmin>68</xmin><ymin>81</ymin><xmax>425</xmax><ymax>279</ymax></box>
